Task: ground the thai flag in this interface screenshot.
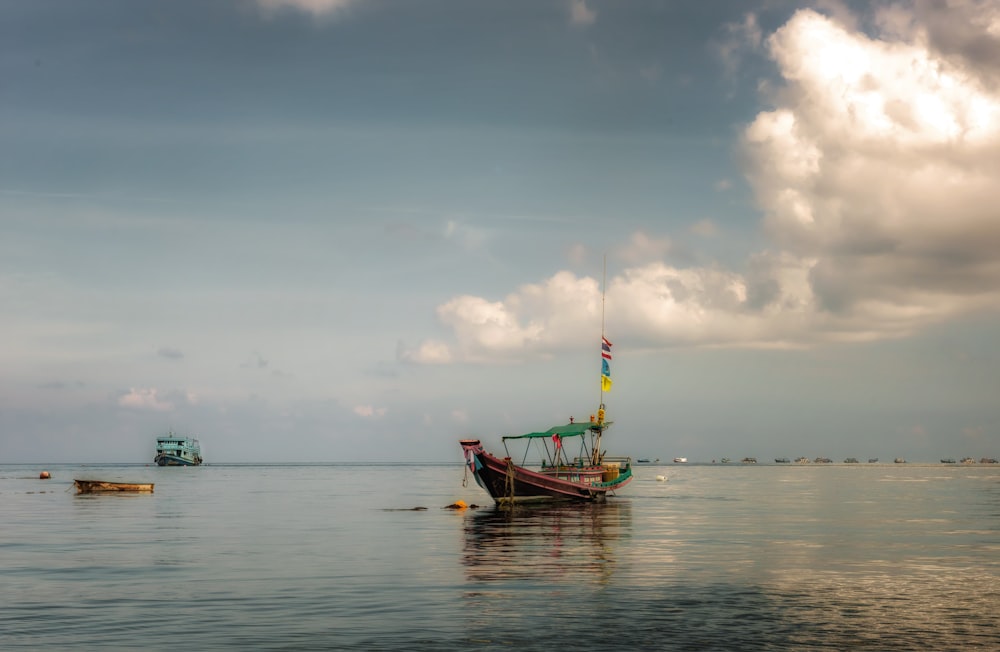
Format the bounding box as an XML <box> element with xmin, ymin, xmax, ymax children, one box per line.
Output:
<box><xmin>601</xmin><ymin>336</ymin><xmax>612</xmax><ymax>360</ymax></box>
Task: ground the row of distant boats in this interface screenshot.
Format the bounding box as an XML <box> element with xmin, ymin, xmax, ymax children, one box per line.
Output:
<box><xmin>639</xmin><ymin>456</ymin><xmax>999</xmax><ymax>465</ymax></box>
<box><xmin>939</xmin><ymin>457</ymin><xmax>998</xmax><ymax>464</ymax></box>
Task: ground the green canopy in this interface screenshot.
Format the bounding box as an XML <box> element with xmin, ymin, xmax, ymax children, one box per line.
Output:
<box><xmin>502</xmin><ymin>421</ymin><xmax>612</xmax><ymax>441</ymax></box>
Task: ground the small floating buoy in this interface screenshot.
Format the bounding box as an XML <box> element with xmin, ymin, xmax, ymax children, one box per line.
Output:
<box><xmin>39</xmin><ymin>471</ymin><xmax>51</xmax><ymax>479</ymax></box>
<box><xmin>656</xmin><ymin>475</ymin><xmax>666</xmax><ymax>482</ymax></box>
<box><xmin>444</xmin><ymin>500</ymin><xmax>468</xmax><ymax>510</ymax></box>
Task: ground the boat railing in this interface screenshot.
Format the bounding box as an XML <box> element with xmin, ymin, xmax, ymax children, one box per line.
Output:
<box><xmin>542</xmin><ymin>455</ymin><xmax>632</xmax><ymax>469</ymax></box>
<box><xmin>591</xmin><ymin>463</ymin><xmax>633</xmax><ymax>488</ymax></box>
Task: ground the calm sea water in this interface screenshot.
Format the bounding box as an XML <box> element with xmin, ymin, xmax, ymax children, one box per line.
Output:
<box><xmin>2</xmin><ymin>462</ymin><xmax>998</xmax><ymax>650</ymax></box>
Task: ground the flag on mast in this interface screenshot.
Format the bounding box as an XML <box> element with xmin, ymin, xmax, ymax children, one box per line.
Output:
<box><xmin>601</xmin><ymin>337</ymin><xmax>612</xmax><ymax>391</ymax></box>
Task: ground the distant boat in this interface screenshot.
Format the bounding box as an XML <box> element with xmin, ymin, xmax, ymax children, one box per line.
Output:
<box><xmin>673</xmin><ymin>457</ymin><xmax>688</xmax><ymax>463</ymax></box>
<box><xmin>74</xmin><ymin>479</ymin><xmax>154</xmax><ymax>494</ymax></box>
<box><xmin>868</xmin><ymin>458</ymin><xmax>879</xmax><ymax>463</ymax></box>
<box><xmin>795</xmin><ymin>457</ymin><xmax>810</xmax><ymax>464</ymax></box>
<box><xmin>720</xmin><ymin>457</ymin><xmax>731</xmax><ymax>464</ymax></box>
<box><xmin>637</xmin><ymin>458</ymin><xmax>652</xmax><ymax>463</ymax></box>
<box><xmin>942</xmin><ymin>458</ymin><xmax>956</xmax><ymax>464</ymax></box>
<box><xmin>741</xmin><ymin>457</ymin><xmax>757</xmax><ymax>464</ymax></box>
<box><xmin>154</xmin><ymin>432</ymin><xmax>203</xmax><ymax>466</ymax></box>
<box><xmin>894</xmin><ymin>458</ymin><xmax>906</xmax><ymax>464</ymax></box>
<box><xmin>775</xmin><ymin>457</ymin><xmax>790</xmax><ymax>463</ymax></box>
<box><xmin>980</xmin><ymin>458</ymin><xmax>998</xmax><ymax>464</ymax></box>
<box><xmin>844</xmin><ymin>458</ymin><xmax>860</xmax><ymax>464</ymax></box>
<box><xmin>959</xmin><ymin>457</ymin><xmax>974</xmax><ymax>464</ymax></box>
<box><xmin>814</xmin><ymin>457</ymin><xmax>832</xmax><ymax>464</ymax></box>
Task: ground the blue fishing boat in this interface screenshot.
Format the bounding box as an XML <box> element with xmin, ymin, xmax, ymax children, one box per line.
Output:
<box><xmin>154</xmin><ymin>433</ymin><xmax>203</xmax><ymax>466</ymax></box>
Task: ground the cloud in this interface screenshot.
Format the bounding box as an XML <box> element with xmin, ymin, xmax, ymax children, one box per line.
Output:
<box><xmin>611</xmin><ymin>259</ymin><xmax>811</xmax><ymax>348</ymax></box>
<box><xmin>613</xmin><ymin>231</ymin><xmax>674</xmax><ymax>265</ymax></box>
<box><xmin>569</xmin><ymin>0</ymin><xmax>596</xmax><ymax>27</ymax></box>
<box><xmin>435</xmin><ymin>295</ymin><xmax>544</xmax><ymax>361</ymax></box>
<box><xmin>690</xmin><ymin>219</ymin><xmax>720</xmax><ymax>237</ymax></box>
<box><xmin>118</xmin><ymin>387</ymin><xmax>174</xmax><ymax>411</ymax></box>
<box><xmin>715</xmin><ymin>12</ymin><xmax>763</xmax><ymax>76</ymax></box>
<box><xmin>408</xmin><ymin>5</ymin><xmax>1000</xmax><ymax>362</ymax></box>
<box><xmin>744</xmin><ymin>8</ymin><xmax>1000</xmax><ymax>317</ymax></box>
<box><xmin>410</xmin><ymin>260</ymin><xmax>806</xmax><ymax>359</ymax></box>
<box><xmin>882</xmin><ymin>0</ymin><xmax>1000</xmax><ymax>89</ymax></box>
<box><xmin>436</xmin><ymin>271</ymin><xmax>603</xmax><ymax>362</ymax></box>
<box><xmin>353</xmin><ymin>404</ymin><xmax>387</xmax><ymax>418</ymax></box>
<box><xmin>398</xmin><ymin>339</ymin><xmax>453</xmax><ymax>365</ymax></box>
<box><xmin>256</xmin><ymin>0</ymin><xmax>355</xmax><ymax>17</ymax></box>
<box><xmin>401</xmin><ymin>272</ymin><xmax>602</xmax><ymax>364</ymax></box>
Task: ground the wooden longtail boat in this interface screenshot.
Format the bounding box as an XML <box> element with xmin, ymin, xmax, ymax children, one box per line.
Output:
<box><xmin>460</xmin><ymin>260</ymin><xmax>632</xmax><ymax>505</ymax></box>
<box><xmin>74</xmin><ymin>479</ymin><xmax>154</xmax><ymax>494</ymax></box>
<box><xmin>461</xmin><ymin>416</ymin><xmax>632</xmax><ymax>505</ymax></box>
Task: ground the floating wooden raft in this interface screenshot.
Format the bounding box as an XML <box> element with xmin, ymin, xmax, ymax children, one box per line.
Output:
<box><xmin>74</xmin><ymin>479</ymin><xmax>154</xmax><ymax>494</ymax></box>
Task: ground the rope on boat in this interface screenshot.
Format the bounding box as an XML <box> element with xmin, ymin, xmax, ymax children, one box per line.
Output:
<box><xmin>503</xmin><ymin>457</ymin><xmax>517</xmax><ymax>507</ymax></box>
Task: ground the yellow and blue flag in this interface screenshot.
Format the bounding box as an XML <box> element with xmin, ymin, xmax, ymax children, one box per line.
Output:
<box><xmin>601</xmin><ymin>337</ymin><xmax>612</xmax><ymax>391</ymax></box>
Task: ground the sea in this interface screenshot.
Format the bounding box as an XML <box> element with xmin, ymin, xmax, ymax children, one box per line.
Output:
<box><xmin>2</xmin><ymin>462</ymin><xmax>998</xmax><ymax>651</ymax></box>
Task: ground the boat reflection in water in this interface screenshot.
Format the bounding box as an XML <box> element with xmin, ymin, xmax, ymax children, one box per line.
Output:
<box><xmin>461</xmin><ymin>501</ymin><xmax>632</xmax><ymax>586</ymax></box>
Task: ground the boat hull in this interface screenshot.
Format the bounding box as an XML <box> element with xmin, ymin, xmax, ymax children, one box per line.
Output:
<box><xmin>154</xmin><ymin>434</ymin><xmax>202</xmax><ymax>466</ymax></box>
<box><xmin>154</xmin><ymin>454</ymin><xmax>200</xmax><ymax>467</ymax></box>
<box><xmin>74</xmin><ymin>480</ymin><xmax>154</xmax><ymax>494</ymax></box>
<box><xmin>460</xmin><ymin>439</ymin><xmax>632</xmax><ymax>505</ymax></box>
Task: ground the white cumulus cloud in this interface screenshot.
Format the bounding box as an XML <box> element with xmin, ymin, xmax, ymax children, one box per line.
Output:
<box><xmin>410</xmin><ymin>4</ymin><xmax>1000</xmax><ymax>363</ymax></box>
<box><xmin>745</xmin><ymin>8</ymin><xmax>1000</xmax><ymax>322</ymax></box>
<box><xmin>353</xmin><ymin>404</ymin><xmax>387</xmax><ymax>418</ymax></box>
<box><xmin>118</xmin><ymin>387</ymin><xmax>174</xmax><ymax>411</ymax></box>
<box><xmin>399</xmin><ymin>339</ymin><xmax>454</xmax><ymax>365</ymax></box>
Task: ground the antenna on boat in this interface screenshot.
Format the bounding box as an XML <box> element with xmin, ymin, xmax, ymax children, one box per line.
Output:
<box><xmin>601</xmin><ymin>253</ymin><xmax>607</xmax><ymax>350</ymax></box>
<box><xmin>599</xmin><ymin>253</ymin><xmax>608</xmax><ymax>410</ymax></box>
<box><xmin>594</xmin><ymin>254</ymin><xmax>609</xmax><ymax>465</ymax></box>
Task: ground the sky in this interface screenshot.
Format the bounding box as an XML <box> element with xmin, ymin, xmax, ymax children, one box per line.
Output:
<box><xmin>2</xmin><ymin>0</ymin><xmax>998</xmax><ymax>464</ymax></box>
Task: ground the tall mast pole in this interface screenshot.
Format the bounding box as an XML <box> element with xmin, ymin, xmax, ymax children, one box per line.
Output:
<box><xmin>594</xmin><ymin>255</ymin><xmax>607</xmax><ymax>465</ymax></box>
<box><xmin>599</xmin><ymin>253</ymin><xmax>607</xmax><ymax>408</ymax></box>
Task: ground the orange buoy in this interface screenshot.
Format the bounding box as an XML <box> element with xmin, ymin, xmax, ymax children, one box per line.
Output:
<box><xmin>39</xmin><ymin>471</ymin><xmax>51</xmax><ymax>479</ymax></box>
